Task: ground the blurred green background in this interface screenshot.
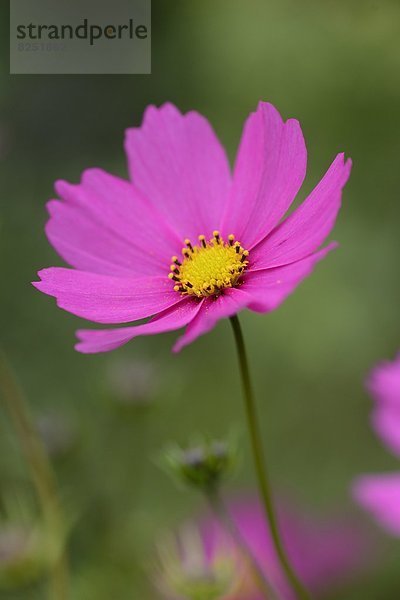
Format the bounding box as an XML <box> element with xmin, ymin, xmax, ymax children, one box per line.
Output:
<box><xmin>1</xmin><ymin>0</ymin><xmax>400</xmax><ymax>598</ymax></box>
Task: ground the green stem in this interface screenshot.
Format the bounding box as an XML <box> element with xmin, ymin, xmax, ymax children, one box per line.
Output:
<box><xmin>229</xmin><ymin>316</ymin><xmax>311</xmax><ymax>600</ymax></box>
<box><xmin>206</xmin><ymin>488</ymin><xmax>280</xmax><ymax>599</ymax></box>
<box><xmin>0</xmin><ymin>351</ymin><xmax>69</xmax><ymax>600</ymax></box>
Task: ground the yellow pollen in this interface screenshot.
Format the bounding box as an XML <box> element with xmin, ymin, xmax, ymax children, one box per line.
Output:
<box><xmin>169</xmin><ymin>233</ymin><xmax>249</xmax><ymax>298</ymax></box>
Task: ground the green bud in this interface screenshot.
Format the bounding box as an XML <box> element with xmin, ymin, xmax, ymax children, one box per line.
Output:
<box><xmin>162</xmin><ymin>437</ymin><xmax>237</xmax><ymax>493</ymax></box>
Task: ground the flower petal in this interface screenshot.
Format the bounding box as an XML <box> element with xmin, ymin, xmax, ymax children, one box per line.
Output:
<box><xmin>353</xmin><ymin>474</ymin><xmax>400</xmax><ymax>536</ymax></box>
<box><xmin>372</xmin><ymin>406</ymin><xmax>400</xmax><ymax>459</ymax></box>
<box><xmin>368</xmin><ymin>353</ymin><xmax>400</xmax><ymax>405</ymax></box>
<box><xmin>250</xmin><ymin>154</ymin><xmax>352</xmax><ymax>270</ymax></box>
<box><xmin>173</xmin><ymin>288</ymin><xmax>252</xmax><ymax>353</ymax></box>
<box><xmin>75</xmin><ymin>298</ymin><xmax>203</xmax><ymax>353</ymax></box>
<box><xmin>242</xmin><ymin>244</ymin><xmax>336</xmax><ymax>313</ymax></box>
<box><xmin>125</xmin><ymin>103</ymin><xmax>231</xmax><ymax>241</ymax></box>
<box><xmin>368</xmin><ymin>353</ymin><xmax>400</xmax><ymax>457</ymax></box>
<box><xmin>221</xmin><ymin>102</ymin><xmax>307</xmax><ymax>249</ymax></box>
<box><xmin>202</xmin><ymin>495</ymin><xmax>369</xmax><ymax>598</ymax></box>
<box><xmin>33</xmin><ymin>268</ymin><xmax>181</xmax><ymax>324</ymax></box>
<box><xmin>47</xmin><ymin>169</ymin><xmax>181</xmax><ymax>277</ymax></box>
<box><xmin>173</xmin><ymin>245</ymin><xmax>334</xmax><ymax>353</ymax></box>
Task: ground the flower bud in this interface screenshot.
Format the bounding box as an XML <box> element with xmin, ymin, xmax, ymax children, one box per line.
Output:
<box><xmin>163</xmin><ymin>438</ymin><xmax>237</xmax><ymax>493</ymax></box>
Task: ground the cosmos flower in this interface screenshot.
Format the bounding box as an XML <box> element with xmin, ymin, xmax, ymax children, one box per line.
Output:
<box><xmin>33</xmin><ymin>102</ymin><xmax>351</xmax><ymax>354</ymax></box>
<box><xmin>156</xmin><ymin>495</ymin><xmax>368</xmax><ymax>599</ymax></box>
<box><xmin>353</xmin><ymin>353</ymin><xmax>400</xmax><ymax>535</ymax></box>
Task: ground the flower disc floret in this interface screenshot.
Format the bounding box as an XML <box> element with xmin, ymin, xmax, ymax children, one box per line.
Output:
<box><xmin>169</xmin><ymin>231</ymin><xmax>249</xmax><ymax>298</ymax></box>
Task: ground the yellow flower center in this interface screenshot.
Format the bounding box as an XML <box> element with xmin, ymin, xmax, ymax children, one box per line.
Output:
<box><xmin>169</xmin><ymin>231</ymin><xmax>249</xmax><ymax>298</ymax></box>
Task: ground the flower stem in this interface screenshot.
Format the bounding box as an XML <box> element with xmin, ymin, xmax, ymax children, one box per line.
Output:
<box><xmin>229</xmin><ymin>316</ymin><xmax>311</xmax><ymax>600</ymax></box>
<box><xmin>206</xmin><ymin>488</ymin><xmax>281</xmax><ymax>599</ymax></box>
<box><xmin>0</xmin><ymin>351</ymin><xmax>69</xmax><ymax>600</ymax></box>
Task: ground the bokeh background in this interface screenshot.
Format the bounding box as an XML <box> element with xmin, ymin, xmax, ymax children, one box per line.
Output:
<box><xmin>1</xmin><ymin>0</ymin><xmax>400</xmax><ymax>598</ymax></box>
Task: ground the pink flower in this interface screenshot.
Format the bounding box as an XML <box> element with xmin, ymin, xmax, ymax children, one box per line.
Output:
<box><xmin>158</xmin><ymin>495</ymin><xmax>368</xmax><ymax>599</ymax></box>
<box><xmin>354</xmin><ymin>353</ymin><xmax>400</xmax><ymax>535</ymax></box>
<box><xmin>33</xmin><ymin>102</ymin><xmax>351</xmax><ymax>354</ymax></box>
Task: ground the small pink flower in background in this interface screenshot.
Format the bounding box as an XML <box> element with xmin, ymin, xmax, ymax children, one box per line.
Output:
<box><xmin>353</xmin><ymin>353</ymin><xmax>400</xmax><ymax>535</ymax></box>
<box><xmin>33</xmin><ymin>102</ymin><xmax>351</xmax><ymax>354</ymax></box>
<box><xmin>367</xmin><ymin>352</ymin><xmax>400</xmax><ymax>456</ymax></box>
<box><xmin>158</xmin><ymin>495</ymin><xmax>368</xmax><ymax>599</ymax></box>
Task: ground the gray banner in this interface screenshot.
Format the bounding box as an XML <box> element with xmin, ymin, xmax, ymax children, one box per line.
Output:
<box><xmin>10</xmin><ymin>0</ymin><xmax>151</xmax><ymax>74</ymax></box>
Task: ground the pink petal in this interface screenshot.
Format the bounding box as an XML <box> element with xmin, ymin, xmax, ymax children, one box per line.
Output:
<box><xmin>173</xmin><ymin>288</ymin><xmax>252</xmax><ymax>353</ymax></box>
<box><xmin>125</xmin><ymin>103</ymin><xmax>231</xmax><ymax>242</ymax></box>
<box><xmin>368</xmin><ymin>353</ymin><xmax>400</xmax><ymax>406</ymax></box>
<box><xmin>33</xmin><ymin>268</ymin><xmax>181</xmax><ymax>324</ymax></box>
<box><xmin>47</xmin><ymin>169</ymin><xmax>181</xmax><ymax>277</ymax></box>
<box><xmin>372</xmin><ymin>406</ymin><xmax>400</xmax><ymax>458</ymax></box>
<box><xmin>353</xmin><ymin>474</ymin><xmax>400</xmax><ymax>536</ymax></box>
<box><xmin>173</xmin><ymin>245</ymin><xmax>334</xmax><ymax>353</ymax></box>
<box><xmin>202</xmin><ymin>495</ymin><xmax>370</xmax><ymax>599</ymax></box>
<box><xmin>367</xmin><ymin>353</ymin><xmax>400</xmax><ymax>457</ymax></box>
<box><xmin>250</xmin><ymin>154</ymin><xmax>352</xmax><ymax>269</ymax></box>
<box><xmin>221</xmin><ymin>102</ymin><xmax>307</xmax><ymax>249</ymax></box>
<box><xmin>242</xmin><ymin>244</ymin><xmax>336</xmax><ymax>313</ymax></box>
<box><xmin>75</xmin><ymin>298</ymin><xmax>203</xmax><ymax>353</ymax></box>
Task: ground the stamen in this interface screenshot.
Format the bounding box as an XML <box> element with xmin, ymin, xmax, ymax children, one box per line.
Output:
<box><xmin>168</xmin><ymin>232</ymin><xmax>249</xmax><ymax>298</ymax></box>
<box><xmin>184</xmin><ymin>239</ymin><xmax>194</xmax><ymax>252</ymax></box>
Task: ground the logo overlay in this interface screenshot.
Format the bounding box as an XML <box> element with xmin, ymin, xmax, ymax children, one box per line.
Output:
<box><xmin>10</xmin><ymin>0</ymin><xmax>151</xmax><ymax>74</ymax></box>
